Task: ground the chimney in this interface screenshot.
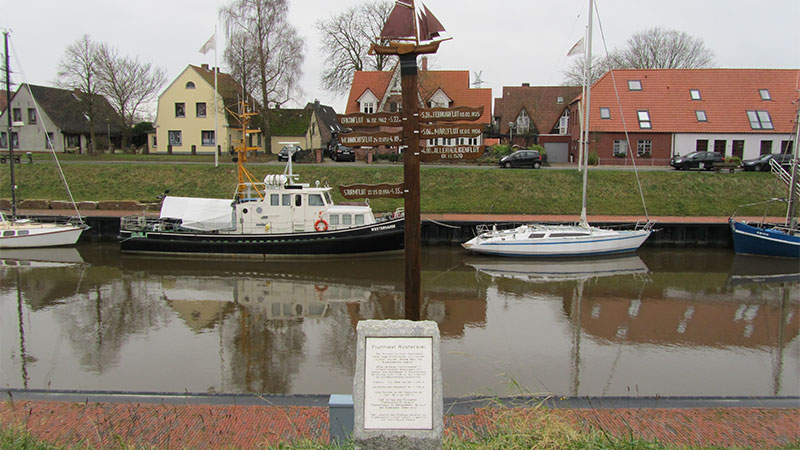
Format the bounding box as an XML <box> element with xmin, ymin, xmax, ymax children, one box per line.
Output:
<box><xmin>522</xmin><ymin>83</ymin><xmax>530</xmax><ymax>87</ymax></box>
<box><xmin>201</xmin><ymin>63</ymin><xmax>209</xmax><ymax>70</ymax></box>
<box><xmin>421</xmin><ymin>57</ymin><xmax>428</xmax><ymax>71</ymax></box>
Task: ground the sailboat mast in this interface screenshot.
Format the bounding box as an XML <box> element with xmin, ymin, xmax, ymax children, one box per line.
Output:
<box><xmin>4</xmin><ymin>31</ymin><xmax>17</xmax><ymax>220</ymax></box>
<box><xmin>579</xmin><ymin>0</ymin><xmax>593</xmax><ymax>227</ymax></box>
<box><xmin>785</xmin><ymin>106</ymin><xmax>800</xmax><ymax>228</ymax></box>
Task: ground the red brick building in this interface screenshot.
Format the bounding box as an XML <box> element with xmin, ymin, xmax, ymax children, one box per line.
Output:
<box><xmin>569</xmin><ymin>69</ymin><xmax>799</xmax><ymax>166</ymax></box>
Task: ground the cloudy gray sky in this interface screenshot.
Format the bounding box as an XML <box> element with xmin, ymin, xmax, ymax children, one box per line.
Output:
<box><xmin>4</xmin><ymin>0</ymin><xmax>799</xmax><ymax>117</ymax></box>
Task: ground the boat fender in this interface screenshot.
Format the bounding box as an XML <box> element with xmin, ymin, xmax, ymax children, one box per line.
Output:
<box><xmin>314</xmin><ymin>219</ymin><xmax>328</xmax><ymax>232</ymax></box>
<box><xmin>264</xmin><ymin>224</ymin><xmax>270</xmax><ymax>232</ymax></box>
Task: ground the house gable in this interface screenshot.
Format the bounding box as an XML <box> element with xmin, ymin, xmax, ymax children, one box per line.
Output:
<box><xmin>496</xmin><ymin>85</ymin><xmax>582</xmax><ymax>135</ymax></box>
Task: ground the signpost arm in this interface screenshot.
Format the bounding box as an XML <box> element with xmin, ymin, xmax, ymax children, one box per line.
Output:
<box><xmin>400</xmin><ymin>53</ymin><xmax>421</xmax><ymax>321</ymax></box>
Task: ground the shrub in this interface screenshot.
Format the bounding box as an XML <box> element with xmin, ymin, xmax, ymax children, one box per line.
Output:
<box><xmin>588</xmin><ymin>150</ymin><xmax>599</xmax><ymax>166</ymax></box>
<box><xmin>725</xmin><ymin>156</ymin><xmax>742</xmax><ymax>165</ymax></box>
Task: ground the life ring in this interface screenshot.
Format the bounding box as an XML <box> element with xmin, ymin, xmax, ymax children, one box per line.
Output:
<box><xmin>314</xmin><ymin>219</ymin><xmax>328</xmax><ymax>232</ymax></box>
<box><xmin>315</xmin><ymin>284</ymin><xmax>328</xmax><ymax>292</ymax></box>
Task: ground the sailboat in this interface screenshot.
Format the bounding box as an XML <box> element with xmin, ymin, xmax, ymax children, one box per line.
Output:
<box><xmin>369</xmin><ymin>0</ymin><xmax>449</xmax><ymax>55</ymax></box>
<box><xmin>0</xmin><ymin>31</ymin><xmax>85</xmax><ymax>249</ymax></box>
<box><xmin>729</xmin><ymin>109</ymin><xmax>799</xmax><ymax>258</ymax></box>
<box><xmin>462</xmin><ymin>0</ymin><xmax>652</xmax><ymax>258</ymax></box>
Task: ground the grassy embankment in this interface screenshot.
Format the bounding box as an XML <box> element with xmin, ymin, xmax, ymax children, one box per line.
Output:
<box><xmin>1</xmin><ymin>158</ymin><xmax>793</xmax><ymax>217</ymax></box>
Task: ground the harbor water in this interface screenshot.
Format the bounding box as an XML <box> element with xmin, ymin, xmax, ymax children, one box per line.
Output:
<box><xmin>1</xmin><ymin>244</ymin><xmax>798</xmax><ymax>398</ymax></box>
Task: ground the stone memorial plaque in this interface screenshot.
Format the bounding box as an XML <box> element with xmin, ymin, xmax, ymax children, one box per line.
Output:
<box><xmin>364</xmin><ymin>337</ymin><xmax>433</xmax><ymax>430</ymax></box>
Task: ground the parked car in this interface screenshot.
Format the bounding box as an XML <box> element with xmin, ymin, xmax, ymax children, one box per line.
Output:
<box><xmin>741</xmin><ymin>153</ymin><xmax>795</xmax><ymax>172</ymax></box>
<box><xmin>277</xmin><ymin>144</ymin><xmax>303</xmax><ymax>162</ymax></box>
<box><xmin>499</xmin><ymin>150</ymin><xmax>543</xmax><ymax>169</ymax></box>
<box><xmin>670</xmin><ymin>151</ymin><xmax>723</xmax><ymax>170</ymax></box>
<box><xmin>331</xmin><ymin>144</ymin><xmax>355</xmax><ymax>162</ymax></box>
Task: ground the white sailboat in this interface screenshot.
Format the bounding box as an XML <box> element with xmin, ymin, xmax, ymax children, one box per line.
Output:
<box><xmin>462</xmin><ymin>0</ymin><xmax>653</xmax><ymax>258</ymax></box>
<box><xmin>0</xmin><ymin>31</ymin><xmax>85</xmax><ymax>249</ymax></box>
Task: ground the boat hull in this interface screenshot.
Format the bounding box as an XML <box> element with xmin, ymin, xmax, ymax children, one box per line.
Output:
<box><xmin>119</xmin><ymin>217</ymin><xmax>405</xmax><ymax>256</ymax></box>
<box><xmin>0</xmin><ymin>224</ymin><xmax>84</xmax><ymax>249</ymax></box>
<box><xmin>462</xmin><ymin>229</ymin><xmax>651</xmax><ymax>258</ymax></box>
<box><xmin>729</xmin><ymin>219</ymin><xmax>800</xmax><ymax>259</ymax></box>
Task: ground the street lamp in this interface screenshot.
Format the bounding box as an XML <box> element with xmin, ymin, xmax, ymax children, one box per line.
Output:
<box><xmin>508</xmin><ymin>121</ymin><xmax>514</xmax><ymax>148</ymax></box>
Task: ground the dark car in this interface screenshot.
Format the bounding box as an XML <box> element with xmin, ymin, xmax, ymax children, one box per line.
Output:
<box><xmin>277</xmin><ymin>144</ymin><xmax>303</xmax><ymax>162</ymax></box>
<box><xmin>741</xmin><ymin>153</ymin><xmax>795</xmax><ymax>172</ymax></box>
<box><xmin>499</xmin><ymin>150</ymin><xmax>543</xmax><ymax>169</ymax></box>
<box><xmin>331</xmin><ymin>144</ymin><xmax>355</xmax><ymax>162</ymax></box>
<box><xmin>670</xmin><ymin>151</ymin><xmax>723</xmax><ymax>170</ymax></box>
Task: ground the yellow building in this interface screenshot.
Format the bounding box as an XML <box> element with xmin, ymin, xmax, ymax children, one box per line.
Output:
<box><xmin>153</xmin><ymin>64</ymin><xmax>247</xmax><ymax>154</ymax></box>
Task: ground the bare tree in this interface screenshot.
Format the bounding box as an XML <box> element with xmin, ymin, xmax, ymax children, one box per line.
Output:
<box><xmin>57</xmin><ymin>35</ymin><xmax>100</xmax><ymax>155</ymax></box>
<box><xmin>95</xmin><ymin>43</ymin><xmax>167</xmax><ymax>149</ymax></box>
<box><xmin>562</xmin><ymin>27</ymin><xmax>715</xmax><ymax>85</ymax></box>
<box><xmin>220</xmin><ymin>0</ymin><xmax>305</xmax><ymax>154</ymax></box>
<box><xmin>317</xmin><ymin>0</ymin><xmax>394</xmax><ymax>95</ymax></box>
<box><xmin>223</xmin><ymin>30</ymin><xmax>259</xmax><ymax>101</ymax></box>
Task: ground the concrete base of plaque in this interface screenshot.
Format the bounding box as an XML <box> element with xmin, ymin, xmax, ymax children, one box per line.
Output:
<box><xmin>353</xmin><ymin>320</ymin><xmax>442</xmax><ymax>450</ymax></box>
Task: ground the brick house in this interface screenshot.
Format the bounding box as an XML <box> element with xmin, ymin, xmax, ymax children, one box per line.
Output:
<box><xmin>493</xmin><ymin>84</ymin><xmax>582</xmax><ymax>162</ymax></box>
<box><xmin>569</xmin><ymin>69</ymin><xmax>799</xmax><ymax>166</ymax></box>
<box><xmin>345</xmin><ymin>58</ymin><xmax>492</xmax><ymax>159</ymax></box>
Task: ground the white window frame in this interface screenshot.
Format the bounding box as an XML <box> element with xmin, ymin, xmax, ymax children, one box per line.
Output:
<box><xmin>637</xmin><ymin>139</ymin><xmax>652</xmax><ymax>157</ymax></box>
<box><xmin>558</xmin><ymin>110</ymin><xmax>569</xmax><ymax>135</ymax></box>
<box><xmin>690</xmin><ymin>89</ymin><xmax>701</xmax><ymax>100</ymax></box>
<box><xmin>201</xmin><ymin>130</ymin><xmax>215</xmax><ymax>146</ymax></box>
<box><xmin>599</xmin><ymin>107</ymin><xmax>611</xmax><ymax>119</ymax></box>
<box><xmin>613</xmin><ymin>140</ymin><xmax>627</xmax><ymax>157</ymax></box>
<box><xmin>628</xmin><ymin>80</ymin><xmax>642</xmax><ymax>91</ymax></box>
<box><xmin>747</xmin><ymin>110</ymin><xmax>773</xmax><ymax>130</ymax></box>
<box><xmin>759</xmin><ymin>89</ymin><xmax>771</xmax><ymax>100</ymax></box>
<box><xmin>516</xmin><ymin>109</ymin><xmax>530</xmax><ymax>134</ymax></box>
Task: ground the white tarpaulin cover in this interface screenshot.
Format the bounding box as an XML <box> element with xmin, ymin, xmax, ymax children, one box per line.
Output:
<box><xmin>160</xmin><ymin>196</ymin><xmax>234</xmax><ymax>231</ymax></box>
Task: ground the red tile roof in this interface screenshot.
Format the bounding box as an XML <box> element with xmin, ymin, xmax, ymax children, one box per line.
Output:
<box><xmin>345</xmin><ymin>67</ymin><xmax>492</xmax><ymax>124</ymax></box>
<box><xmin>496</xmin><ymin>85</ymin><xmax>582</xmax><ymax>134</ymax></box>
<box><xmin>584</xmin><ymin>69</ymin><xmax>800</xmax><ymax>134</ymax></box>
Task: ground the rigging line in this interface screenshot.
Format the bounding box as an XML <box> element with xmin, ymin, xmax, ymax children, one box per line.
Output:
<box><xmin>547</xmin><ymin>8</ymin><xmax>584</xmax><ymax>85</ymax></box>
<box><xmin>8</xmin><ymin>36</ymin><xmax>84</xmax><ymax>223</ymax></box>
<box><xmin>593</xmin><ymin>3</ymin><xmax>650</xmax><ymax>222</ymax></box>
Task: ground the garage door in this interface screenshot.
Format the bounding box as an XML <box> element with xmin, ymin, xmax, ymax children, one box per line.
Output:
<box><xmin>544</xmin><ymin>142</ymin><xmax>568</xmax><ymax>163</ymax></box>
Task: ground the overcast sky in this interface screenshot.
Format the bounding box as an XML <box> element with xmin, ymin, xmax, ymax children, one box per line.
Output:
<box><xmin>4</xmin><ymin>0</ymin><xmax>799</xmax><ymax>118</ymax></box>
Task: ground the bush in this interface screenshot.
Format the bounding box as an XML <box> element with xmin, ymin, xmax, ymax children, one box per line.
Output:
<box><xmin>588</xmin><ymin>150</ymin><xmax>599</xmax><ymax>166</ymax></box>
<box><xmin>725</xmin><ymin>156</ymin><xmax>742</xmax><ymax>165</ymax></box>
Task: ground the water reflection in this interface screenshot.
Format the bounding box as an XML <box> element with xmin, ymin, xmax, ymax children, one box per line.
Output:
<box><xmin>0</xmin><ymin>246</ymin><xmax>797</xmax><ymax>397</ymax></box>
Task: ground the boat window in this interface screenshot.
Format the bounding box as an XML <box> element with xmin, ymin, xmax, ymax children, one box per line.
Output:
<box><xmin>270</xmin><ymin>194</ymin><xmax>279</xmax><ymax>206</ymax></box>
<box><xmin>282</xmin><ymin>194</ymin><xmax>291</xmax><ymax>206</ymax></box>
<box><xmin>3</xmin><ymin>230</ymin><xmax>15</xmax><ymax>236</ymax></box>
<box><xmin>355</xmin><ymin>214</ymin><xmax>364</xmax><ymax>225</ymax></box>
<box><xmin>329</xmin><ymin>215</ymin><xmax>340</xmax><ymax>226</ymax></box>
<box><xmin>528</xmin><ymin>233</ymin><xmax>545</xmax><ymax>239</ymax></box>
<box><xmin>309</xmin><ymin>194</ymin><xmax>324</xmax><ymax>206</ymax></box>
<box><xmin>17</xmin><ymin>230</ymin><xmax>29</xmax><ymax>236</ymax></box>
<box><xmin>550</xmin><ymin>232</ymin><xmax>590</xmax><ymax>237</ymax></box>
<box><xmin>324</xmin><ymin>192</ymin><xmax>332</xmax><ymax>204</ymax></box>
<box><xmin>295</xmin><ymin>195</ymin><xmax>302</xmax><ymax>207</ymax></box>
<box><xmin>342</xmin><ymin>214</ymin><xmax>352</xmax><ymax>226</ymax></box>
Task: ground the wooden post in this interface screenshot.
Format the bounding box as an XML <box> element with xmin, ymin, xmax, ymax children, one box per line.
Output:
<box><xmin>400</xmin><ymin>53</ymin><xmax>421</xmax><ymax>321</ymax></box>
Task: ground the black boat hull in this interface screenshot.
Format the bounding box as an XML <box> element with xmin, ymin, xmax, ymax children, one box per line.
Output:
<box><xmin>119</xmin><ymin>218</ymin><xmax>405</xmax><ymax>256</ymax></box>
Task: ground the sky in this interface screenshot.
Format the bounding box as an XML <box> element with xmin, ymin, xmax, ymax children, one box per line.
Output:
<box><xmin>4</xmin><ymin>0</ymin><xmax>799</xmax><ymax>119</ymax></box>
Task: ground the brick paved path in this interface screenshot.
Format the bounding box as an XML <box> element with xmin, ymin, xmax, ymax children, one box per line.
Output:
<box><xmin>1</xmin><ymin>401</ymin><xmax>797</xmax><ymax>448</ymax></box>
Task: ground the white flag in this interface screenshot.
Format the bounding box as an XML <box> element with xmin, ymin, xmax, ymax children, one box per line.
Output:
<box><xmin>567</xmin><ymin>37</ymin><xmax>584</xmax><ymax>57</ymax></box>
<box><xmin>199</xmin><ymin>34</ymin><xmax>216</xmax><ymax>55</ymax></box>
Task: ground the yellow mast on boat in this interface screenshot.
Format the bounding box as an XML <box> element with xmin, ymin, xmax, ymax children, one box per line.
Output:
<box><xmin>230</xmin><ymin>98</ymin><xmax>263</xmax><ymax>200</ymax></box>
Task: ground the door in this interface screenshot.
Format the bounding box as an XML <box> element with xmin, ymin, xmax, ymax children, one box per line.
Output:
<box><xmin>732</xmin><ymin>141</ymin><xmax>744</xmax><ymax>159</ymax></box>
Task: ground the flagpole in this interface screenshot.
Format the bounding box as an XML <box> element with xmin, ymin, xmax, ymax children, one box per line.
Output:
<box><xmin>214</xmin><ymin>25</ymin><xmax>219</xmax><ymax>168</ymax></box>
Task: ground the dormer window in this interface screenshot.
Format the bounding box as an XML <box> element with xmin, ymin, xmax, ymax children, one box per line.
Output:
<box><xmin>599</xmin><ymin>107</ymin><xmax>611</xmax><ymax>119</ymax></box>
<box><xmin>628</xmin><ymin>80</ymin><xmax>642</xmax><ymax>91</ymax></box>
<box><xmin>690</xmin><ymin>89</ymin><xmax>701</xmax><ymax>100</ymax></box>
<box><xmin>759</xmin><ymin>89</ymin><xmax>771</xmax><ymax>100</ymax></box>
<box><xmin>362</xmin><ymin>102</ymin><xmax>374</xmax><ymax>114</ymax></box>
<box><xmin>185</xmin><ymin>81</ymin><xmax>195</xmax><ymax>89</ymax></box>
<box><xmin>357</xmin><ymin>89</ymin><xmax>378</xmax><ymax>114</ymax></box>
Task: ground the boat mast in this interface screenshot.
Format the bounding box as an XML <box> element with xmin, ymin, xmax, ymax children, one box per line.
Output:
<box><xmin>785</xmin><ymin>105</ymin><xmax>800</xmax><ymax>228</ymax></box>
<box><xmin>579</xmin><ymin>0</ymin><xmax>593</xmax><ymax>228</ymax></box>
<box><xmin>4</xmin><ymin>31</ymin><xmax>17</xmax><ymax>220</ymax></box>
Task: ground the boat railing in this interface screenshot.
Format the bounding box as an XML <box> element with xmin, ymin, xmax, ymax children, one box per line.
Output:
<box><xmin>770</xmin><ymin>158</ymin><xmax>800</xmax><ymax>198</ymax></box>
<box><xmin>121</xmin><ymin>215</ymin><xmax>182</xmax><ymax>232</ymax></box>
